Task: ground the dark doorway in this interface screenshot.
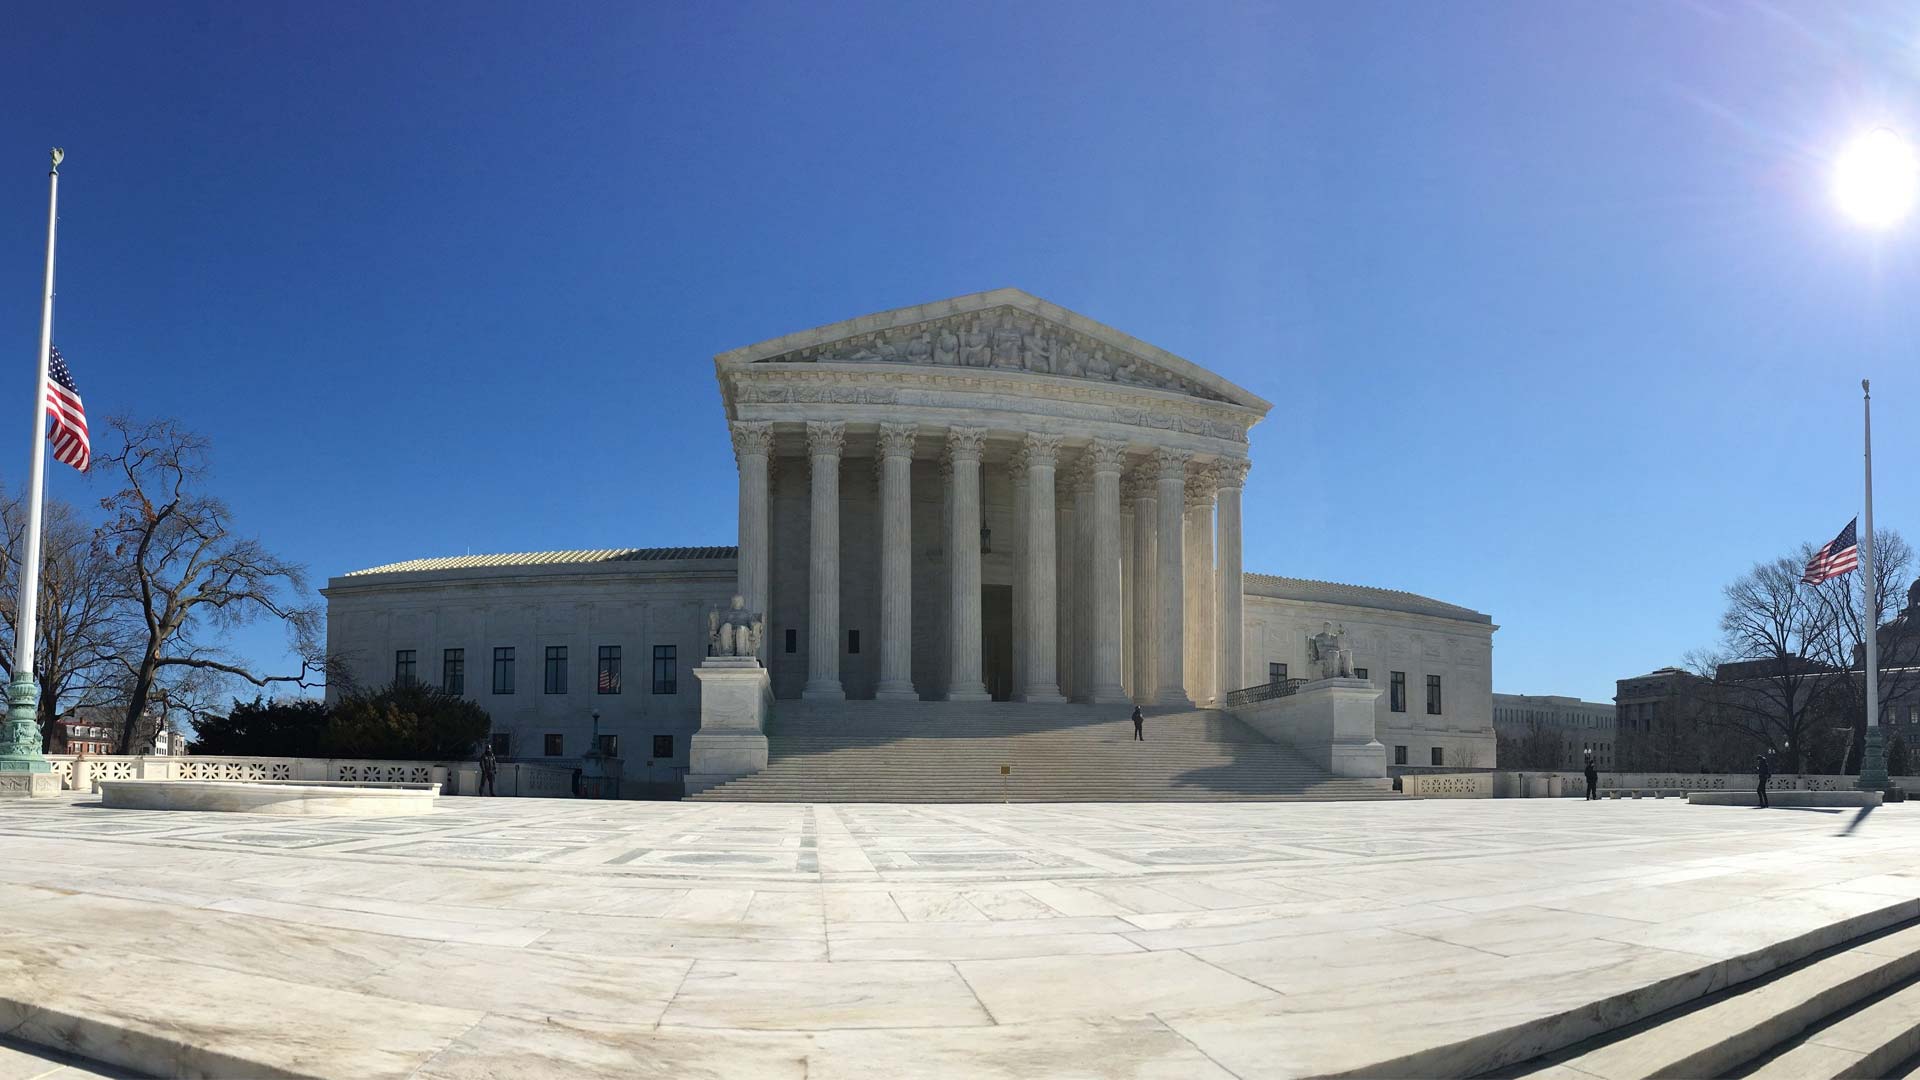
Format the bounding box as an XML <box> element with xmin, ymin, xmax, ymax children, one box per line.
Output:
<box><xmin>982</xmin><ymin>585</ymin><xmax>1014</xmax><ymax>701</ymax></box>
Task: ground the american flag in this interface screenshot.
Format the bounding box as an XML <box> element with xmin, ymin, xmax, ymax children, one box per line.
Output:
<box><xmin>1803</xmin><ymin>518</ymin><xmax>1860</xmax><ymax>585</ymax></box>
<box><xmin>46</xmin><ymin>345</ymin><xmax>88</xmax><ymax>472</ymax></box>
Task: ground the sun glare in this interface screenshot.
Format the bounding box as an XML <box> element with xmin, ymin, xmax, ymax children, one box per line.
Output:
<box><xmin>1834</xmin><ymin>127</ymin><xmax>1920</xmax><ymax>228</ymax></box>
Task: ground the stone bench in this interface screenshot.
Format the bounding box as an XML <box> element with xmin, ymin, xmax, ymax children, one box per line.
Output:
<box><xmin>1686</xmin><ymin>790</ymin><xmax>1882</xmax><ymax>808</ymax></box>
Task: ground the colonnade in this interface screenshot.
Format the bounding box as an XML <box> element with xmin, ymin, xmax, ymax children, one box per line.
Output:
<box><xmin>730</xmin><ymin>420</ymin><xmax>1248</xmax><ymax>708</ymax></box>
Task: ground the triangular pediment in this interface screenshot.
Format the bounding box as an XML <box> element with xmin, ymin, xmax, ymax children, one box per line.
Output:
<box><xmin>713</xmin><ymin>289</ymin><xmax>1271</xmax><ymax>413</ymax></box>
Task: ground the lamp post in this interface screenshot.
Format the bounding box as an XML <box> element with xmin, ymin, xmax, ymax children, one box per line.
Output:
<box><xmin>1832</xmin><ymin>127</ymin><xmax>1918</xmax><ymax>790</ymax></box>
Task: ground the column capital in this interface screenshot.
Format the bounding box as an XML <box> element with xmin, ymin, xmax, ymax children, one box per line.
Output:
<box><xmin>1068</xmin><ymin>454</ymin><xmax>1097</xmax><ymax>496</ymax></box>
<box><xmin>1088</xmin><ymin>438</ymin><xmax>1128</xmax><ymax>475</ymax></box>
<box><xmin>1185</xmin><ymin>465</ymin><xmax>1218</xmax><ymax>509</ymax></box>
<box><xmin>730</xmin><ymin>420</ymin><xmax>774</xmax><ymax>461</ymax></box>
<box><xmin>945</xmin><ymin>425</ymin><xmax>988</xmax><ymax>463</ymax></box>
<box><xmin>806</xmin><ymin>420</ymin><xmax>846</xmax><ymax>458</ymax></box>
<box><xmin>1124</xmin><ymin>470</ymin><xmax>1158</xmax><ymax>504</ymax></box>
<box><xmin>1213</xmin><ymin>457</ymin><xmax>1251</xmax><ymax>489</ymax></box>
<box><xmin>1020</xmin><ymin>431</ymin><xmax>1064</xmax><ymax>469</ymax></box>
<box><xmin>876</xmin><ymin>422</ymin><xmax>918</xmax><ymax>460</ymax></box>
<box><xmin>1006</xmin><ymin>455</ymin><xmax>1030</xmax><ymax>485</ymax></box>
<box><xmin>1152</xmin><ymin>447</ymin><xmax>1190</xmax><ymax>481</ymax></box>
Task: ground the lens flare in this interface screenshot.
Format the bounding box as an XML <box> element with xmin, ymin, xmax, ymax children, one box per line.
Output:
<box><xmin>1834</xmin><ymin>128</ymin><xmax>1920</xmax><ymax>228</ymax></box>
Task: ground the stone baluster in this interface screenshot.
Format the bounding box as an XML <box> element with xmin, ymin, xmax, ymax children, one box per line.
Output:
<box><xmin>874</xmin><ymin>423</ymin><xmax>918</xmax><ymax>701</ymax></box>
<box><xmin>1214</xmin><ymin>458</ymin><xmax>1249</xmax><ymax>701</ymax></box>
<box><xmin>1128</xmin><ymin>468</ymin><xmax>1158</xmax><ymax>704</ymax></box>
<box><xmin>1018</xmin><ymin>433</ymin><xmax>1064</xmax><ymax>702</ymax></box>
<box><xmin>1086</xmin><ymin>439</ymin><xmax>1129</xmax><ymax>703</ymax></box>
<box><xmin>945</xmin><ymin>427</ymin><xmax>991</xmax><ymax>701</ymax></box>
<box><xmin>1185</xmin><ymin>465</ymin><xmax>1217</xmax><ymax>705</ymax></box>
<box><xmin>1153</xmin><ymin>449</ymin><xmax>1190</xmax><ymax>706</ymax></box>
<box><xmin>802</xmin><ymin>421</ymin><xmax>846</xmax><ymax>701</ymax></box>
<box><xmin>730</xmin><ymin>422</ymin><xmax>773</xmax><ymax>660</ymax></box>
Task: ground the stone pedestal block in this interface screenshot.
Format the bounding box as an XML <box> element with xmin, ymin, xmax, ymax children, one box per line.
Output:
<box><xmin>690</xmin><ymin>658</ymin><xmax>773</xmax><ymax>793</ymax></box>
<box><xmin>1227</xmin><ymin>677</ymin><xmax>1386</xmax><ymax>779</ymax></box>
<box><xmin>0</xmin><ymin>771</ymin><xmax>61</xmax><ymax>799</ymax></box>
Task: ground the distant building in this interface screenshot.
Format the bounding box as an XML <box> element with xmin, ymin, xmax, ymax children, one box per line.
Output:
<box><xmin>1492</xmin><ymin>694</ymin><xmax>1616</xmax><ymax>769</ymax></box>
<box><xmin>57</xmin><ymin>714</ymin><xmax>118</xmax><ymax>756</ymax></box>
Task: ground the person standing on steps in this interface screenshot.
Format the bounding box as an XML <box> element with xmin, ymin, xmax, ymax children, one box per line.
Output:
<box><xmin>1131</xmin><ymin>705</ymin><xmax>1145</xmax><ymax>742</ymax></box>
<box><xmin>1756</xmin><ymin>754</ymin><xmax>1771</xmax><ymax>808</ymax></box>
<box><xmin>479</xmin><ymin>745</ymin><xmax>498</xmax><ymax>797</ymax></box>
<box><xmin>1583</xmin><ymin>751</ymin><xmax>1598</xmax><ymax>801</ymax></box>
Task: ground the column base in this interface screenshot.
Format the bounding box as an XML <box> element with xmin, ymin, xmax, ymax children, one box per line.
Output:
<box><xmin>945</xmin><ymin>685</ymin><xmax>992</xmax><ymax>703</ymax></box>
<box><xmin>873</xmin><ymin>682</ymin><xmax>919</xmax><ymax>702</ymax></box>
<box><xmin>1153</xmin><ymin>688</ymin><xmax>1192</xmax><ymax>708</ymax></box>
<box><xmin>1087</xmin><ymin>685</ymin><xmax>1130</xmax><ymax>705</ymax></box>
<box><xmin>1017</xmin><ymin>687</ymin><xmax>1066</xmax><ymax>704</ymax></box>
<box><xmin>801</xmin><ymin>683</ymin><xmax>846</xmax><ymax>702</ymax></box>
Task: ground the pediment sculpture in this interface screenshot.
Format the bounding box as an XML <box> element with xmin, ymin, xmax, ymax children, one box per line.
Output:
<box><xmin>750</xmin><ymin>306</ymin><xmax>1230</xmax><ymax>404</ymax></box>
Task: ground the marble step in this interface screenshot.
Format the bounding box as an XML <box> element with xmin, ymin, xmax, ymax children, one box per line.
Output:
<box><xmin>1501</xmin><ymin>920</ymin><xmax>1920</xmax><ymax>1080</ymax></box>
<box><xmin>1745</xmin><ymin>968</ymin><xmax>1920</xmax><ymax>1079</ymax></box>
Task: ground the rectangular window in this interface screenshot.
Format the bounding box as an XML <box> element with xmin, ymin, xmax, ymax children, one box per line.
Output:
<box><xmin>543</xmin><ymin>733</ymin><xmax>563</xmax><ymax>757</ymax></box>
<box><xmin>493</xmin><ymin>647</ymin><xmax>515</xmax><ymax>694</ymax></box>
<box><xmin>597</xmin><ymin>646</ymin><xmax>621</xmax><ymax>695</ymax></box>
<box><xmin>1354</xmin><ymin>667</ymin><xmax>1369</xmax><ymax>681</ymax></box>
<box><xmin>785</xmin><ymin>628</ymin><xmax>797</xmax><ymax>654</ymax></box>
<box><xmin>1390</xmin><ymin>672</ymin><xmax>1407</xmax><ymax>713</ymax></box>
<box><xmin>442</xmin><ymin>649</ymin><xmax>465</xmax><ymax>695</ymax></box>
<box><xmin>1394</xmin><ymin>745</ymin><xmax>1408</xmax><ymax>765</ymax></box>
<box><xmin>653</xmin><ymin>645</ymin><xmax>677</xmax><ymax>694</ymax></box>
<box><xmin>848</xmin><ymin>629</ymin><xmax>860</xmax><ymax>654</ymax></box>
<box><xmin>488</xmin><ymin>733</ymin><xmax>510</xmax><ymax>756</ymax></box>
<box><xmin>597</xmin><ymin>734</ymin><xmax>618</xmax><ymax>757</ymax></box>
<box><xmin>653</xmin><ymin>734</ymin><xmax>674</xmax><ymax>760</ymax></box>
<box><xmin>1431</xmin><ymin>746</ymin><xmax>1444</xmax><ymax>767</ymax></box>
<box><xmin>545</xmin><ymin>646</ymin><xmax>568</xmax><ymax>695</ymax></box>
<box><xmin>1268</xmin><ymin>662</ymin><xmax>1287</xmax><ymax>684</ymax></box>
<box><xmin>394</xmin><ymin>649</ymin><xmax>416</xmax><ymax>686</ymax></box>
<box><xmin>1427</xmin><ymin>675</ymin><xmax>1443</xmax><ymax>715</ymax></box>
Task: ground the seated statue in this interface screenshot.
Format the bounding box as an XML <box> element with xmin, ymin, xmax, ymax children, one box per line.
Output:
<box><xmin>708</xmin><ymin>595</ymin><xmax>765</xmax><ymax>661</ymax></box>
<box><xmin>1307</xmin><ymin>621</ymin><xmax>1355</xmax><ymax>680</ymax></box>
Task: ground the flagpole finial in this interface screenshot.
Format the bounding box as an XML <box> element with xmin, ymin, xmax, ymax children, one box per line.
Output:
<box><xmin>48</xmin><ymin>148</ymin><xmax>62</xmax><ymax>173</ymax></box>
<box><xmin>1863</xmin><ymin>378</ymin><xmax>1871</xmax><ymax>396</ymax></box>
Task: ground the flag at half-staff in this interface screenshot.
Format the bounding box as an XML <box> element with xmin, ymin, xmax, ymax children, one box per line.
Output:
<box><xmin>1802</xmin><ymin>517</ymin><xmax>1860</xmax><ymax>585</ymax></box>
<box><xmin>45</xmin><ymin>345</ymin><xmax>87</xmax><ymax>472</ymax></box>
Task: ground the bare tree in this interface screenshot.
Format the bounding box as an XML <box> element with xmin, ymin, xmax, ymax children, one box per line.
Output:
<box><xmin>0</xmin><ymin>496</ymin><xmax>133</xmax><ymax>752</ymax></box>
<box><xmin>1699</xmin><ymin>556</ymin><xmax>1846</xmax><ymax>772</ymax></box>
<box><xmin>97</xmin><ymin>417</ymin><xmax>325</xmax><ymax>753</ymax></box>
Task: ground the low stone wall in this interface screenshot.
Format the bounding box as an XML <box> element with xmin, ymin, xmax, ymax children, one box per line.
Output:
<box><xmin>47</xmin><ymin>756</ymin><xmax>576</xmax><ymax>799</ymax></box>
<box><xmin>1494</xmin><ymin>771</ymin><xmax>1920</xmax><ymax>799</ymax></box>
<box><xmin>1399</xmin><ymin>773</ymin><xmax>1493</xmax><ymax>798</ymax></box>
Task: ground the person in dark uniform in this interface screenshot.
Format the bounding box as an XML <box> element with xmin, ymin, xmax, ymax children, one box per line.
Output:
<box><xmin>1756</xmin><ymin>754</ymin><xmax>1771</xmax><ymax>808</ymax></box>
<box><xmin>479</xmin><ymin>745</ymin><xmax>498</xmax><ymax>797</ymax></box>
<box><xmin>1131</xmin><ymin>705</ymin><xmax>1145</xmax><ymax>742</ymax></box>
<box><xmin>1584</xmin><ymin>752</ymin><xmax>1599</xmax><ymax>801</ymax></box>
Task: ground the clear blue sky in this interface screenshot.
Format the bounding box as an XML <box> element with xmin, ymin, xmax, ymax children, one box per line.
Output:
<box><xmin>3</xmin><ymin>1</ymin><xmax>1918</xmax><ymax>704</ymax></box>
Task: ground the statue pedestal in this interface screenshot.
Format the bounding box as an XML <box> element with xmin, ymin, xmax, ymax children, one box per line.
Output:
<box><xmin>1227</xmin><ymin>677</ymin><xmax>1386</xmax><ymax>779</ymax></box>
<box><xmin>0</xmin><ymin>673</ymin><xmax>56</xmax><ymax>799</ymax></box>
<box><xmin>689</xmin><ymin>658</ymin><xmax>772</xmax><ymax>795</ymax></box>
<box><xmin>0</xmin><ymin>769</ymin><xmax>60</xmax><ymax>799</ymax></box>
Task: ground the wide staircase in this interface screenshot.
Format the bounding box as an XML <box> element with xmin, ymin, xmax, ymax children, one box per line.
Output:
<box><xmin>1495</xmin><ymin>915</ymin><xmax>1920</xmax><ymax>1079</ymax></box>
<box><xmin>685</xmin><ymin>700</ymin><xmax>1399</xmax><ymax>802</ymax></box>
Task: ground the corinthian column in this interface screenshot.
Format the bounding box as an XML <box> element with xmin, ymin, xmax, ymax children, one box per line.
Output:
<box><xmin>1153</xmin><ymin>448</ymin><xmax>1190</xmax><ymax>706</ymax></box>
<box><xmin>1185</xmin><ymin>466</ymin><xmax>1217</xmax><ymax>705</ymax></box>
<box><xmin>1214</xmin><ymin>458</ymin><xmax>1249</xmax><ymax>700</ymax></box>
<box><xmin>1018</xmin><ymin>433</ymin><xmax>1064</xmax><ymax>702</ymax></box>
<box><xmin>945</xmin><ymin>427</ymin><xmax>991</xmax><ymax>702</ymax></box>
<box><xmin>1087</xmin><ymin>439</ymin><xmax>1129</xmax><ymax>703</ymax></box>
<box><xmin>802</xmin><ymin>421</ymin><xmax>846</xmax><ymax>701</ymax></box>
<box><xmin>730</xmin><ymin>421</ymin><xmax>773</xmax><ymax>658</ymax></box>
<box><xmin>1069</xmin><ymin>457</ymin><xmax>1095</xmax><ymax>702</ymax></box>
<box><xmin>1129</xmin><ymin>469</ymin><xmax>1158</xmax><ymax>704</ymax></box>
<box><xmin>874</xmin><ymin>423</ymin><xmax>918</xmax><ymax>701</ymax></box>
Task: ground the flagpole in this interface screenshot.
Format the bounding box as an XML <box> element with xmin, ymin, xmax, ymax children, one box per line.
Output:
<box><xmin>0</xmin><ymin>148</ymin><xmax>62</xmax><ymax>790</ymax></box>
<box><xmin>1859</xmin><ymin>378</ymin><xmax>1888</xmax><ymax>791</ymax></box>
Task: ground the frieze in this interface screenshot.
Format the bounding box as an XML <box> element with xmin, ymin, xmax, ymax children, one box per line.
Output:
<box><xmin>748</xmin><ymin>305</ymin><xmax>1233</xmax><ymax>405</ymax></box>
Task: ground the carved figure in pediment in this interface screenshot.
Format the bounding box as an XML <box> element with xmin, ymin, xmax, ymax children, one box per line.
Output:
<box><xmin>934</xmin><ymin>325</ymin><xmax>959</xmax><ymax>365</ymax></box>
<box><xmin>991</xmin><ymin>312</ymin><xmax>1023</xmax><ymax>369</ymax></box>
<box><xmin>1084</xmin><ymin>346</ymin><xmax>1113</xmax><ymax>380</ymax></box>
<box><xmin>961</xmin><ymin>320</ymin><xmax>989</xmax><ymax>367</ymax></box>
<box><xmin>1058</xmin><ymin>341</ymin><xmax>1085</xmax><ymax>377</ymax></box>
<box><xmin>1023</xmin><ymin>332</ymin><xmax>1053</xmax><ymax>373</ymax></box>
<box><xmin>844</xmin><ymin>334</ymin><xmax>882</xmax><ymax>363</ymax></box>
<box><xmin>906</xmin><ymin>330</ymin><xmax>932</xmax><ymax>366</ymax></box>
<box><xmin>1115</xmin><ymin>358</ymin><xmax>1141</xmax><ymax>384</ymax></box>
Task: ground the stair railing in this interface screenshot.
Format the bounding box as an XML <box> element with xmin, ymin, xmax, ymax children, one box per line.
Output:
<box><xmin>1221</xmin><ymin>678</ymin><xmax>1310</xmax><ymax>709</ymax></box>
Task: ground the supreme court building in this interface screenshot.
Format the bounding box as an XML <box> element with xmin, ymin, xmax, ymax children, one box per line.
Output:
<box><xmin>325</xmin><ymin>290</ymin><xmax>1497</xmax><ymax>791</ymax></box>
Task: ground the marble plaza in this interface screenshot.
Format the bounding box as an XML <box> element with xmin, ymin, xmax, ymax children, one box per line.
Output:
<box><xmin>2</xmin><ymin>795</ymin><xmax>1919</xmax><ymax>1077</ymax></box>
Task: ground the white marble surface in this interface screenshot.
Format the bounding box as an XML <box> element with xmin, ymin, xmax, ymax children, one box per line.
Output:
<box><xmin>1</xmin><ymin>796</ymin><xmax>1919</xmax><ymax>1078</ymax></box>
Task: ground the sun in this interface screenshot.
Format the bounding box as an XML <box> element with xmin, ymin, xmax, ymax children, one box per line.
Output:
<box><xmin>1834</xmin><ymin>128</ymin><xmax>1920</xmax><ymax>229</ymax></box>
